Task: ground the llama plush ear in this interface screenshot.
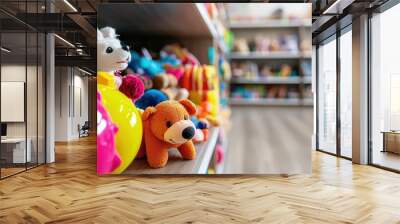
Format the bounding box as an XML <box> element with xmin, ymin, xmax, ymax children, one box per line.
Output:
<box><xmin>142</xmin><ymin>107</ymin><xmax>157</xmax><ymax>121</ymax></box>
<box><xmin>100</xmin><ymin>27</ymin><xmax>117</xmax><ymax>39</ymax></box>
<box><xmin>179</xmin><ymin>99</ymin><xmax>197</xmax><ymax>115</ymax></box>
<box><xmin>97</xmin><ymin>29</ymin><xmax>104</xmax><ymax>41</ymax></box>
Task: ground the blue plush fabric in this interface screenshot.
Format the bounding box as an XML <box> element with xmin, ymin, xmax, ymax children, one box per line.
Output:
<box><xmin>135</xmin><ymin>89</ymin><xmax>168</xmax><ymax>110</ymax></box>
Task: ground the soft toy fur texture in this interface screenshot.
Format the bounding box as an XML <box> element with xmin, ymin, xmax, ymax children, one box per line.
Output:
<box><xmin>119</xmin><ymin>74</ymin><xmax>145</xmax><ymax>102</ymax></box>
<box><xmin>152</xmin><ymin>74</ymin><xmax>189</xmax><ymax>101</ymax></box>
<box><xmin>138</xmin><ymin>99</ymin><xmax>197</xmax><ymax>168</ymax></box>
<box><xmin>97</xmin><ymin>27</ymin><xmax>131</xmax><ymax>74</ymax></box>
<box><xmin>135</xmin><ymin>89</ymin><xmax>168</xmax><ymax>110</ymax></box>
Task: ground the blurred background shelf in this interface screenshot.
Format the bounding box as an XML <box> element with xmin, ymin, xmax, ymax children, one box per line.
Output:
<box><xmin>229</xmin><ymin>98</ymin><xmax>301</xmax><ymax>106</ymax></box>
<box><xmin>229</xmin><ymin>98</ymin><xmax>313</xmax><ymax>106</ymax></box>
<box><xmin>229</xmin><ymin>52</ymin><xmax>306</xmax><ymax>60</ymax></box>
<box><xmin>226</xmin><ymin>3</ymin><xmax>312</xmax><ymax>107</ymax></box>
<box><xmin>229</xmin><ymin>19</ymin><xmax>311</xmax><ymax>29</ymax></box>
<box><xmin>303</xmin><ymin>98</ymin><xmax>314</xmax><ymax>106</ymax></box>
<box><xmin>231</xmin><ymin>76</ymin><xmax>313</xmax><ymax>84</ymax></box>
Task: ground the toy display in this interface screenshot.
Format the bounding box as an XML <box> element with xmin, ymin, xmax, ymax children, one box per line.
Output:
<box><xmin>98</xmin><ymin>83</ymin><xmax>143</xmax><ymax>173</ymax></box>
<box><xmin>163</xmin><ymin>44</ymin><xmax>200</xmax><ymax>65</ymax></box>
<box><xmin>97</xmin><ymin>24</ymin><xmax>226</xmax><ymax>172</ymax></box>
<box><xmin>152</xmin><ymin>73</ymin><xmax>189</xmax><ymax>101</ymax></box>
<box><xmin>135</xmin><ymin>89</ymin><xmax>169</xmax><ymax>110</ymax></box>
<box><xmin>140</xmin><ymin>99</ymin><xmax>197</xmax><ymax>168</ymax></box>
<box><xmin>97</xmin><ymin>27</ymin><xmax>131</xmax><ymax>75</ymax></box>
<box><xmin>97</xmin><ymin>27</ymin><xmax>143</xmax><ymax>174</ymax></box>
<box><xmin>191</xmin><ymin>116</ymin><xmax>209</xmax><ymax>143</ymax></box>
<box><xmin>233</xmin><ymin>34</ymin><xmax>299</xmax><ymax>53</ymax></box>
<box><xmin>119</xmin><ymin>74</ymin><xmax>145</xmax><ymax>103</ymax></box>
<box><xmin>97</xmin><ymin>92</ymin><xmax>121</xmax><ymax>175</ymax></box>
<box><xmin>129</xmin><ymin>49</ymin><xmax>165</xmax><ymax>77</ymax></box>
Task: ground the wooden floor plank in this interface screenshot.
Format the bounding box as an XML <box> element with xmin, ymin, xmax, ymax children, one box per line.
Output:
<box><xmin>0</xmin><ymin>107</ymin><xmax>400</xmax><ymax>223</ymax></box>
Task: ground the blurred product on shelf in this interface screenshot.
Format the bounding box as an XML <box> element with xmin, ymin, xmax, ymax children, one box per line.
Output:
<box><xmin>303</xmin><ymin>85</ymin><xmax>313</xmax><ymax>99</ymax></box>
<box><xmin>231</xmin><ymin>61</ymin><xmax>258</xmax><ymax>78</ymax></box>
<box><xmin>226</xmin><ymin>3</ymin><xmax>311</xmax><ymax>23</ymax></box>
<box><xmin>231</xmin><ymin>62</ymin><xmax>299</xmax><ymax>78</ymax></box>
<box><xmin>300</xmin><ymin>60</ymin><xmax>311</xmax><ymax>76</ymax></box>
<box><xmin>233</xmin><ymin>34</ymin><xmax>299</xmax><ymax>53</ymax></box>
<box><xmin>300</xmin><ymin>39</ymin><xmax>312</xmax><ymax>52</ymax></box>
<box><xmin>226</xmin><ymin>3</ymin><xmax>312</xmax><ymax>106</ymax></box>
<box><xmin>230</xmin><ymin>84</ymin><xmax>301</xmax><ymax>100</ymax></box>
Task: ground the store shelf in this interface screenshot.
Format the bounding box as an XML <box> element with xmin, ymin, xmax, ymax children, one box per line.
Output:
<box><xmin>231</xmin><ymin>76</ymin><xmax>302</xmax><ymax>84</ymax></box>
<box><xmin>98</xmin><ymin>3</ymin><xmax>219</xmax><ymax>39</ymax></box>
<box><xmin>303</xmin><ymin>76</ymin><xmax>312</xmax><ymax>84</ymax></box>
<box><xmin>231</xmin><ymin>76</ymin><xmax>313</xmax><ymax>85</ymax></box>
<box><xmin>229</xmin><ymin>19</ymin><xmax>312</xmax><ymax>29</ymax></box>
<box><xmin>229</xmin><ymin>52</ymin><xmax>309</xmax><ymax>60</ymax></box>
<box><xmin>302</xmin><ymin>98</ymin><xmax>314</xmax><ymax>106</ymax></box>
<box><xmin>124</xmin><ymin>128</ymin><xmax>219</xmax><ymax>174</ymax></box>
<box><xmin>301</xmin><ymin>51</ymin><xmax>312</xmax><ymax>58</ymax></box>
<box><xmin>229</xmin><ymin>98</ymin><xmax>302</xmax><ymax>106</ymax></box>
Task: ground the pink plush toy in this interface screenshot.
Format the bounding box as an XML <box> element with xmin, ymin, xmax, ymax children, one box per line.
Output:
<box><xmin>97</xmin><ymin>92</ymin><xmax>121</xmax><ymax>174</ymax></box>
<box><xmin>215</xmin><ymin>144</ymin><xmax>224</xmax><ymax>165</ymax></box>
<box><xmin>119</xmin><ymin>74</ymin><xmax>145</xmax><ymax>102</ymax></box>
<box><xmin>166</xmin><ymin>66</ymin><xmax>184</xmax><ymax>81</ymax></box>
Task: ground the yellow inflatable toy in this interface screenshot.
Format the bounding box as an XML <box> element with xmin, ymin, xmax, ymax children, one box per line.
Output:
<box><xmin>98</xmin><ymin>72</ymin><xmax>142</xmax><ymax>174</ymax></box>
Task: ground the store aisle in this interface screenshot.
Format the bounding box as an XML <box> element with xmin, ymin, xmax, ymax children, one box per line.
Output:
<box><xmin>225</xmin><ymin>106</ymin><xmax>313</xmax><ymax>174</ymax></box>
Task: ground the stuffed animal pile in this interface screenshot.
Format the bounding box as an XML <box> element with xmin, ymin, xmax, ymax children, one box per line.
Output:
<box><xmin>97</xmin><ymin>27</ymin><xmax>222</xmax><ymax>172</ymax></box>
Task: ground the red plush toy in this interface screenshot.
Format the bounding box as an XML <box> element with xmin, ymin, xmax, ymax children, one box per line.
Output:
<box><xmin>119</xmin><ymin>74</ymin><xmax>145</xmax><ymax>102</ymax></box>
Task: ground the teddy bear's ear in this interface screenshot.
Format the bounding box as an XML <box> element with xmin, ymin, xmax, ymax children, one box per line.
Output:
<box><xmin>97</xmin><ymin>29</ymin><xmax>104</xmax><ymax>41</ymax></box>
<box><xmin>142</xmin><ymin>107</ymin><xmax>157</xmax><ymax>121</ymax></box>
<box><xmin>100</xmin><ymin>27</ymin><xmax>117</xmax><ymax>39</ymax></box>
<box><xmin>179</xmin><ymin>99</ymin><xmax>197</xmax><ymax>115</ymax></box>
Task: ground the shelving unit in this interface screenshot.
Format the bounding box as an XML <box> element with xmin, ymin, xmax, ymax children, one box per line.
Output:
<box><xmin>226</xmin><ymin>9</ymin><xmax>312</xmax><ymax>106</ymax></box>
<box><xmin>228</xmin><ymin>19</ymin><xmax>311</xmax><ymax>29</ymax></box>
<box><xmin>125</xmin><ymin>128</ymin><xmax>220</xmax><ymax>174</ymax></box>
<box><xmin>229</xmin><ymin>51</ymin><xmax>306</xmax><ymax>60</ymax></box>
<box><xmin>231</xmin><ymin>76</ymin><xmax>306</xmax><ymax>84</ymax></box>
<box><xmin>98</xmin><ymin>3</ymin><xmax>228</xmax><ymax>174</ymax></box>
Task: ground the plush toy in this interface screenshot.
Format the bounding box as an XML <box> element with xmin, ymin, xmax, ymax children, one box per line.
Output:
<box><xmin>152</xmin><ymin>74</ymin><xmax>189</xmax><ymax>101</ymax></box>
<box><xmin>163</xmin><ymin>44</ymin><xmax>199</xmax><ymax>65</ymax></box>
<box><xmin>140</xmin><ymin>99</ymin><xmax>197</xmax><ymax>168</ymax></box>
<box><xmin>129</xmin><ymin>50</ymin><xmax>164</xmax><ymax>77</ymax></box>
<box><xmin>119</xmin><ymin>74</ymin><xmax>145</xmax><ymax>102</ymax></box>
<box><xmin>135</xmin><ymin>89</ymin><xmax>168</xmax><ymax>110</ymax></box>
<box><xmin>190</xmin><ymin>116</ymin><xmax>209</xmax><ymax>143</ymax></box>
<box><xmin>159</xmin><ymin>51</ymin><xmax>181</xmax><ymax>67</ymax></box>
<box><xmin>97</xmin><ymin>27</ymin><xmax>131</xmax><ymax>75</ymax></box>
<box><xmin>165</xmin><ymin>66</ymin><xmax>184</xmax><ymax>81</ymax></box>
<box><xmin>125</xmin><ymin>69</ymin><xmax>153</xmax><ymax>90</ymax></box>
<box><xmin>197</xmin><ymin>101</ymin><xmax>220</xmax><ymax>126</ymax></box>
<box><xmin>215</xmin><ymin>144</ymin><xmax>224</xmax><ymax>165</ymax></box>
<box><xmin>97</xmin><ymin>92</ymin><xmax>121</xmax><ymax>174</ymax></box>
<box><xmin>97</xmin><ymin>27</ymin><xmax>143</xmax><ymax>174</ymax></box>
<box><xmin>152</xmin><ymin>74</ymin><xmax>170</xmax><ymax>90</ymax></box>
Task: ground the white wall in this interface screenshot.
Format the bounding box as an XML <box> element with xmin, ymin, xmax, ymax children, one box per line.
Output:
<box><xmin>54</xmin><ymin>67</ymin><xmax>89</xmax><ymax>141</ymax></box>
<box><xmin>1</xmin><ymin>64</ymin><xmax>46</xmax><ymax>164</ymax></box>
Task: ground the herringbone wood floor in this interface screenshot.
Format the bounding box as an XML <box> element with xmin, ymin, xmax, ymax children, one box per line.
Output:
<box><xmin>1</xmin><ymin>136</ymin><xmax>400</xmax><ymax>223</ymax></box>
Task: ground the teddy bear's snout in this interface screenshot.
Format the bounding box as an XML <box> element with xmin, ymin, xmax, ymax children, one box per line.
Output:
<box><xmin>163</xmin><ymin>120</ymin><xmax>196</xmax><ymax>145</ymax></box>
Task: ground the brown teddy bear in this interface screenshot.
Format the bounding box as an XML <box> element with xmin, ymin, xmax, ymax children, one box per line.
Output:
<box><xmin>139</xmin><ymin>99</ymin><xmax>197</xmax><ymax>168</ymax></box>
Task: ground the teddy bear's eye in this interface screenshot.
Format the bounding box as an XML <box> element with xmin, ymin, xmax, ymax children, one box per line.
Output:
<box><xmin>166</xmin><ymin>121</ymin><xmax>172</xmax><ymax>128</ymax></box>
<box><xmin>106</xmin><ymin>47</ymin><xmax>113</xmax><ymax>54</ymax></box>
<box><xmin>184</xmin><ymin>115</ymin><xmax>188</xmax><ymax>120</ymax></box>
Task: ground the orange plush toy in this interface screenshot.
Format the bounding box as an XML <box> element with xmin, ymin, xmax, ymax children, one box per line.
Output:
<box><xmin>140</xmin><ymin>99</ymin><xmax>197</xmax><ymax>168</ymax></box>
